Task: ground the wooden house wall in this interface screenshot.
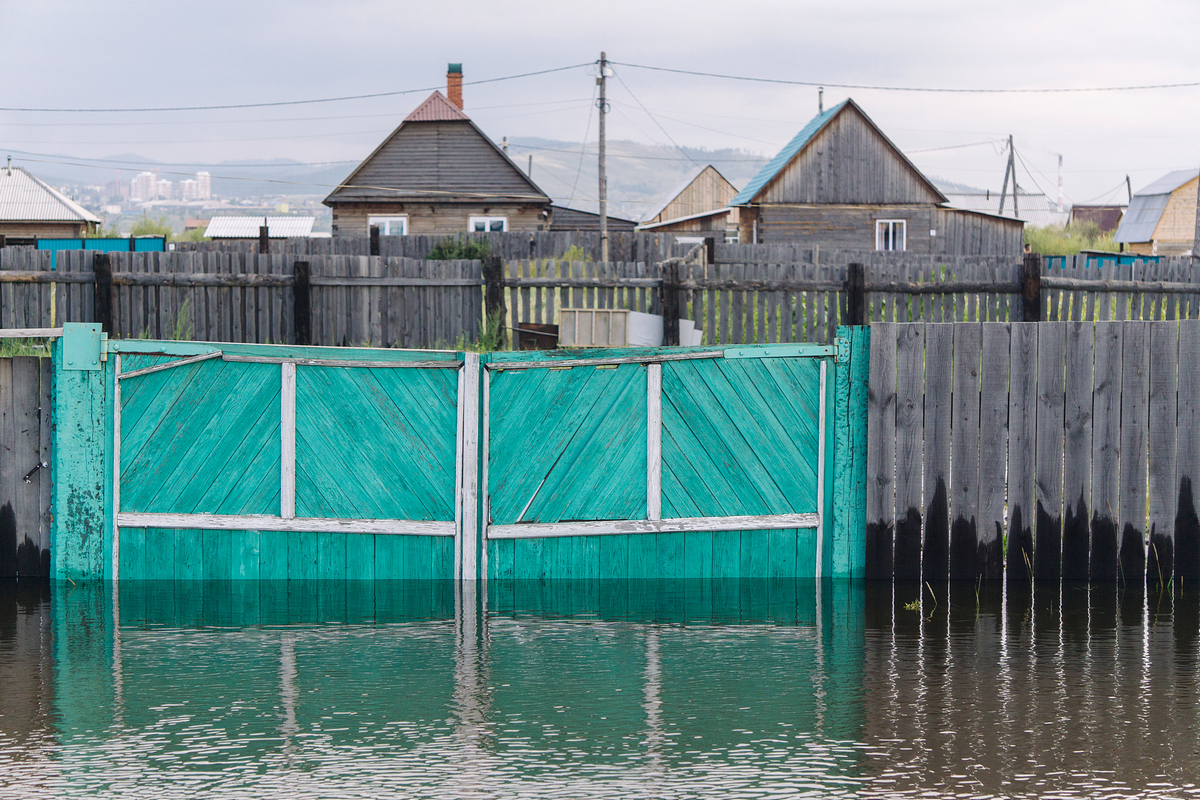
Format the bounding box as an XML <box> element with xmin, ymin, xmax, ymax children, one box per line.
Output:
<box><xmin>748</xmin><ymin>204</ymin><xmax>936</xmax><ymax>253</ymax></box>
<box><xmin>332</xmin><ymin>202</ymin><xmax>547</xmax><ymax>236</ymax></box>
<box><xmin>757</xmin><ymin>105</ymin><xmax>943</xmax><ymax>206</ymax></box>
<box><xmin>0</xmin><ymin>221</ymin><xmax>88</xmax><ymax>240</ymax></box>
<box><xmin>933</xmin><ymin>209</ymin><xmax>1024</xmax><ymax>257</ymax></box>
<box><xmin>646</xmin><ymin>166</ymin><xmax>737</xmax><ymax>225</ymax></box>
<box><xmin>1151</xmin><ymin>177</ymin><xmax>1199</xmax><ymax>254</ymax></box>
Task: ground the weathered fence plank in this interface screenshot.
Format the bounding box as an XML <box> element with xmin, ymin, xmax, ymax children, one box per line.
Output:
<box><xmin>1118</xmin><ymin>322</ymin><xmax>1149</xmax><ymax>584</ymax></box>
<box><xmin>1034</xmin><ymin>322</ymin><xmax>1066</xmax><ymax>580</ymax></box>
<box><xmin>1148</xmin><ymin>322</ymin><xmax>1178</xmax><ymax>585</ymax></box>
<box><xmin>978</xmin><ymin>323</ymin><xmax>1010</xmax><ymax>580</ymax></box>
<box><xmin>1062</xmin><ymin>322</ymin><xmax>1095</xmax><ymax>581</ymax></box>
<box><xmin>1176</xmin><ymin>320</ymin><xmax>1200</xmax><ymax>580</ymax></box>
<box><xmin>949</xmin><ymin>324</ymin><xmax>981</xmax><ymax>580</ymax></box>
<box><xmin>1090</xmin><ymin>322</ymin><xmax>1122</xmax><ymax>581</ymax></box>
<box><xmin>922</xmin><ymin>324</ymin><xmax>953</xmax><ymax>582</ymax></box>
<box><xmin>893</xmin><ymin>325</ymin><xmax>924</xmax><ymax>580</ymax></box>
<box><xmin>1006</xmin><ymin>323</ymin><xmax>1037</xmax><ymax>581</ymax></box>
<box><xmin>865</xmin><ymin>322</ymin><xmax>897</xmax><ymax>579</ymax></box>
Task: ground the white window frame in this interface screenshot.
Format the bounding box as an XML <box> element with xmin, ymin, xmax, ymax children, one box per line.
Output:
<box><xmin>368</xmin><ymin>215</ymin><xmax>408</xmax><ymax>236</ymax></box>
<box><xmin>875</xmin><ymin>219</ymin><xmax>907</xmax><ymax>252</ymax></box>
<box><xmin>469</xmin><ymin>215</ymin><xmax>508</xmax><ymax>233</ymax></box>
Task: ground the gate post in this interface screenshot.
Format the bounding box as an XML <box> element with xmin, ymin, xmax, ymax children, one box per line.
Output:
<box><xmin>482</xmin><ymin>256</ymin><xmax>506</xmax><ymax>348</ymax></box>
<box><xmin>93</xmin><ymin>252</ymin><xmax>113</xmax><ymax>336</ymax></box>
<box><xmin>661</xmin><ymin>261</ymin><xmax>681</xmax><ymax>346</ymax></box>
<box><xmin>846</xmin><ymin>263</ymin><xmax>866</xmax><ymax>326</ymax></box>
<box><xmin>832</xmin><ymin>325</ymin><xmax>870</xmax><ymax>578</ymax></box>
<box><xmin>1022</xmin><ymin>252</ymin><xmax>1042</xmax><ymax>321</ymax></box>
<box><xmin>293</xmin><ymin>261</ymin><xmax>312</xmax><ymax>345</ymax></box>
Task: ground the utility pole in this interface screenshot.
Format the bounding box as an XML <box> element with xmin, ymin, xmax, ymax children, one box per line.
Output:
<box><xmin>1126</xmin><ymin>175</ymin><xmax>1133</xmax><ymax>203</ymax></box>
<box><xmin>597</xmin><ymin>52</ymin><xmax>610</xmax><ymax>263</ymax></box>
<box><xmin>1193</xmin><ymin>164</ymin><xmax>1200</xmax><ymax>260</ymax></box>
<box><xmin>999</xmin><ymin>135</ymin><xmax>1015</xmax><ymax>216</ymax></box>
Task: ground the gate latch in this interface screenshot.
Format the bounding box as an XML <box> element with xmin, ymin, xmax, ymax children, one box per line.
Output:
<box><xmin>62</xmin><ymin>322</ymin><xmax>107</xmax><ymax>371</ymax></box>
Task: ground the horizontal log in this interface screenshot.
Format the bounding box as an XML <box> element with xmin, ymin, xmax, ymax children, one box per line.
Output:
<box><xmin>112</xmin><ymin>272</ymin><xmax>295</xmax><ymax>287</ymax></box>
<box><xmin>311</xmin><ymin>277</ymin><xmax>483</xmax><ymax>287</ymax></box>
<box><xmin>1040</xmin><ymin>276</ymin><xmax>1200</xmax><ymax>294</ymax></box>
<box><xmin>0</xmin><ymin>327</ymin><xmax>63</xmax><ymax>338</ymax></box>
<box><xmin>0</xmin><ymin>271</ymin><xmax>94</xmax><ymax>284</ymax></box>
<box><xmin>487</xmin><ymin>512</ymin><xmax>820</xmax><ymax>539</ymax></box>
<box><xmin>503</xmin><ymin>277</ymin><xmax>660</xmax><ymax>288</ymax></box>
<box><xmin>866</xmin><ymin>280</ymin><xmax>1022</xmax><ymax>294</ymax></box>
<box><xmin>678</xmin><ymin>279</ymin><xmax>843</xmax><ymax>292</ymax></box>
<box><xmin>116</xmin><ymin>512</ymin><xmax>455</xmax><ymax>536</ymax></box>
<box><xmin>222</xmin><ymin>354</ymin><xmax>460</xmax><ymax>369</ymax></box>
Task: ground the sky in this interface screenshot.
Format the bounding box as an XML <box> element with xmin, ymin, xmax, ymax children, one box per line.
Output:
<box><xmin>2</xmin><ymin>0</ymin><xmax>1198</xmax><ymax>208</ymax></box>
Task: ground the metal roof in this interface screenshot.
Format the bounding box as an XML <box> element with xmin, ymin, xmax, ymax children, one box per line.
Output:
<box><xmin>1114</xmin><ymin>169</ymin><xmax>1198</xmax><ymax>243</ymax></box>
<box><xmin>204</xmin><ymin>216</ymin><xmax>316</xmax><ymax>238</ymax></box>
<box><xmin>404</xmin><ymin>91</ymin><xmax>469</xmax><ymax>123</ymax></box>
<box><xmin>0</xmin><ymin>166</ymin><xmax>101</xmax><ymax>224</ymax></box>
<box><xmin>941</xmin><ymin>191</ymin><xmax>1058</xmax><ymax>226</ymax></box>
<box><xmin>637</xmin><ymin>207</ymin><xmax>732</xmax><ymax>231</ymax></box>
<box><xmin>731</xmin><ymin>102</ymin><xmax>846</xmax><ymax>206</ymax></box>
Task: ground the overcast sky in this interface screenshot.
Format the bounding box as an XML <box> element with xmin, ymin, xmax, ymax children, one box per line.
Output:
<box><xmin>2</xmin><ymin>0</ymin><xmax>1198</xmax><ymax>206</ymax></box>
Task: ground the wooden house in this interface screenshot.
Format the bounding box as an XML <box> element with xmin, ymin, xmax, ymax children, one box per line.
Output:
<box><xmin>637</xmin><ymin>165</ymin><xmax>739</xmax><ymax>238</ymax></box>
<box><xmin>1113</xmin><ymin>170</ymin><xmax>1198</xmax><ymax>255</ymax></box>
<box><xmin>324</xmin><ymin>65</ymin><xmax>551</xmax><ymax>237</ymax></box>
<box><xmin>730</xmin><ymin>99</ymin><xmax>1023</xmax><ymax>256</ymax></box>
<box><xmin>0</xmin><ymin>163</ymin><xmax>100</xmax><ymax>245</ymax></box>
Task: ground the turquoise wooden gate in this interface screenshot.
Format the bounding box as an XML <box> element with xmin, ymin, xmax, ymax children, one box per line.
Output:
<box><xmin>106</xmin><ymin>340</ymin><xmax>478</xmax><ymax>581</ymax></box>
<box><xmin>482</xmin><ymin>344</ymin><xmax>836</xmax><ymax>579</ymax></box>
<box><xmin>51</xmin><ymin>325</ymin><xmax>867</xmax><ymax>582</ymax></box>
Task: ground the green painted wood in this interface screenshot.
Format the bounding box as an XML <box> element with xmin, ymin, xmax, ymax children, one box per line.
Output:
<box><xmin>346</xmin><ymin>533</ymin><xmax>375</xmax><ymax>580</ymax></box>
<box><xmin>175</xmin><ymin>529</ymin><xmax>202</xmax><ymax>580</ymax></box>
<box><xmin>51</xmin><ymin>338</ymin><xmax>109</xmax><ymax>581</ymax></box>
<box><xmin>833</xmin><ymin>326</ymin><xmax>870</xmax><ymax>578</ymax></box>
<box><xmin>373</xmin><ymin>533</ymin><xmax>403</xmax><ymax>579</ymax></box>
<box><xmin>258</xmin><ymin>530</ymin><xmax>288</xmax><ymax>579</ymax></box>
<box><xmin>288</xmin><ymin>531</ymin><xmax>318</xmax><ymax>580</ymax></box>
<box><xmin>110</xmin><ymin>339</ymin><xmax>459</xmax><ymax>364</ymax></box>
<box><xmin>119</xmin><ymin>527</ymin><xmax>145</xmax><ymax>579</ymax></box>
<box><xmin>295</xmin><ymin>365</ymin><xmax>456</xmax><ymax>521</ymax></box>
<box><xmin>231</xmin><ymin>530</ymin><xmax>261</xmax><ymax>580</ymax></box>
<box><xmin>489</xmin><ymin>364</ymin><xmax>647</xmax><ymax>525</ymax></box>
<box><xmin>318</xmin><ymin>531</ymin><xmax>347</xmax><ymax>578</ymax></box>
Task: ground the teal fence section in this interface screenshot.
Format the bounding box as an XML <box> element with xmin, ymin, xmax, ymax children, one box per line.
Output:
<box><xmin>50</xmin><ymin>333</ymin><xmax>867</xmax><ymax>581</ymax></box>
<box><xmin>37</xmin><ymin>236</ymin><xmax>166</xmax><ymax>268</ymax></box>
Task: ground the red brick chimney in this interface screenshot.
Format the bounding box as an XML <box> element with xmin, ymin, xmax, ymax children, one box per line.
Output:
<box><xmin>447</xmin><ymin>63</ymin><xmax>463</xmax><ymax>109</ymax></box>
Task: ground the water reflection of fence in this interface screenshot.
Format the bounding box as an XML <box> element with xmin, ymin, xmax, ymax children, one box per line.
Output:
<box><xmin>865</xmin><ymin>319</ymin><xmax>1200</xmax><ymax>583</ymax></box>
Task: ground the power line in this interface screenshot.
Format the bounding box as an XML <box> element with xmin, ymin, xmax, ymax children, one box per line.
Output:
<box><xmin>612</xmin><ymin>61</ymin><xmax>1200</xmax><ymax>94</ymax></box>
<box><xmin>907</xmin><ymin>139</ymin><xmax>1006</xmax><ymax>154</ymax></box>
<box><xmin>2</xmin><ymin>148</ymin><xmax>357</xmax><ymax>169</ymax></box>
<box><xmin>566</xmin><ymin>84</ymin><xmax>598</xmax><ymax>207</ymax></box>
<box><xmin>0</xmin><ymin>63</ymin><xmax>593</xmax><ymax>113</ymax></box>
<box><xmin>612</xmin><ymin>71</ymin><xmax>699</xmax><ymax>167</ymax></box>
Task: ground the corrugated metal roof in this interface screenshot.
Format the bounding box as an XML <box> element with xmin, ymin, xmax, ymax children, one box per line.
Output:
<box><xmin>204</xmin><ymin>216</ymin><xmax>315</xmax><ymax>238</ymax></box>
<box><xmin>1114</xmin><ymin>169</ymin><xmax>1198</xmax><ymax>243</ymax></box>
<box><xmin>404</xmin><ymin>91</ymin><xmax>469</xmax><ymax>123</ymax></box>
<box><xmin>0</xmin><ymin>166</ymin><xmax>101</xmax><ymax>223</ymax></box>
<box><xmin>731</xmin><ymin>101</ymin><xmax>846</xmax><ymax>206</ymax></box>
<box><xmin>637</xmin><ymin>207</ymin><xmax>732</xmax><ymax>231</ymax></box>
<box><xmin>941</xmin><ymin>191</ymin><xmax>1057</xmax><ymax>226</ymax></box>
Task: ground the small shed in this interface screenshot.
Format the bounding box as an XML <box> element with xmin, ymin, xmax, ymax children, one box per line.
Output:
<box><xmin>205</xmin><ymin>216</ymin><xmax>316</xmax><ymax>239</ymax></box>
<box><xmin>1069</xmin><ymin>205</ymin><xmax>1124</xmax><ymax>233</ymax></box>
<box><xmin>730</xmin><ymin>99</ymin><xmax>1023</xmax><ymax>256</ymax></box>
<box><xmin>1114</xmin><ymin>170</ymin><xmax>1198</xmax><ymax>256</ymax></box>
<box><xmin>638</xmin><ymin>165</ymin><xmax>739</xmax><ymax>237</ymax></box>
<box><xmin>0</xmin><ymin>164</ymin><xmax>101</xmax><ymax>244</ymax></box>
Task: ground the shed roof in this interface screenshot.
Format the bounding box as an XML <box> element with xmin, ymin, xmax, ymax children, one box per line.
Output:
<box><xmin>324</xmin><ymin>91</ymin><xmax>549</xmax><ymax>206</ymax></box>
<box><xmin>1114</xmin><ymin>168</ymin><xmax>1198</xmax><ymax>243</ymax></box>
<box><xmin>0</xmin><ymin>166</ymin><xmax>101</xmax><ymax>224</ymax></box>
<box><xmin>548</xmin><ymin>204</ymin><xmax>638</xmax><ymax>232</ymax></box>
<box><xmin>731</xmin><ymin>99</ymin><xmax>946</xmax><ymax>206</ymax></box>
<box><xmin>637</xmin><ymin>207</ymin><xmax>732</xmax><ymax>231</ymax></box>
<box><xmin>941</xmin><ymin>191</ymin><xmax>1056</xmax><ymax>226</ymax></box>
<box><xmin>205</xmin><ymin>216</ymin><xmax>315</xmax><ymax>238</ymax></box>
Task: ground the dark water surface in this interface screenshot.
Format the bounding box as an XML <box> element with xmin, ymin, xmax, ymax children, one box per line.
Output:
<box><xmin>1</xmin><ymin>580</ymin><xmax>1198</xmax><ymax>798</ymax></box>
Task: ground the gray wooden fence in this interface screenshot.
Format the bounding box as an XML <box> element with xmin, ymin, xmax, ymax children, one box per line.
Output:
<box><xmin>0</xmin><ymin>357</ymin><xmax>51</xmax><ymax>579</ymax></box>
<box><xmin>5</xmin><ymin>250</ymin><xmax>1200</xmax><ymax>349</ymax></box>
<box><xmin>866</xmin><ymin>320</ymin><xmax>1200</xmax><ymax>584</ymax></box>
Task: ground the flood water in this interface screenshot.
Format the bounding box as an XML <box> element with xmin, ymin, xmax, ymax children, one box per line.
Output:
<box><xmin>1</xmin><ymin>580</ymin><xmax>1198</xmax><ymax>799</ymax></box>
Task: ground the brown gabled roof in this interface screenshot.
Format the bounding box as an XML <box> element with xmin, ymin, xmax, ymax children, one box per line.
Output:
<box><xmin>405</xmin><ymin>91</ymin><xmax>469</xmax><ymax>122</ymax></box>
<box><xmin>324</xmin><ymin>91</ymin><xmax>549</xmax><ymax>206</ymax></box>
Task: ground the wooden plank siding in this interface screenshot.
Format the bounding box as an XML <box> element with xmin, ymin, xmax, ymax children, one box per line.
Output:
<box><xmin>864</xmin><ymin>319</ymin><xmax>1200</xmax><ymax>584</ymax></box>
<box><xmin>0</xmin><ymin>357</ymin><xmax>51</xmax><ymax>578</ymax></box>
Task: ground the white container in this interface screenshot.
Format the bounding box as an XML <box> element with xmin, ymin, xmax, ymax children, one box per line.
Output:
<box><xmin>557</xmin><ymin>309</ymin><xmax>702</xmax><ymax>348</ymax></box>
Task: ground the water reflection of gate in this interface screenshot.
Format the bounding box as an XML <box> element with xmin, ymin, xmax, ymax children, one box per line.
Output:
<box><xmin>482</xmin><ymin>345</ymin><xmax>835</xmax><ymax>580</ymax></box>
<box><xmin>50</xmin><ymin>580</ymin><xmax>862</xmax><ymax>795</ymax></box>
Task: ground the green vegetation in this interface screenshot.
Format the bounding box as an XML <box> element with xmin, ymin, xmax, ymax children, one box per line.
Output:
<box><xmin>176</xmin><ymin>226</ymin><xmax>209</xmax><ymax>243</ymax></box>
<box><xmin>129</xmin><ymin>215</ymin><xmax>175</xmax><ymax>238</ymax></box>
<box><xmin>1025</xmin><ymin>222</ymin><xmax>1116</xmax><ymax>256</ymax></box>
<box><xmin>137</xmin><ymin>300</ymin><xmax>194</xmax><ymax>341</ymax></box>
<box><xmin>450</xmin><ymin>310</ymin><xmax>506</xmax><ymax>352</ymax></box>
<box><xmin>0</xmin><ymin>338</ymin><xmax>51</xmax><ymax>357</ymax></box>
<box><xmin>426</xmin><ymin>237</ymin><xmax>491</xmax><ymax>261</ymax></box>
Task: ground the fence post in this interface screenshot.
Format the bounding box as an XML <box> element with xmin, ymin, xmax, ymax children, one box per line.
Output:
<box><xmin>1022</xmin><ymin>253</ymin><xmax>1042</xmax><ymax>321</ymax></box>
<box><xmin>369</xmin><ymin>224</ymin><xmax>380</xmax><ymax>256</ymax></box>
<box><xmin>293</xmin><ymin>260</ymin><xmax>311</xmax><ymax>345</ymax></box>
<box><xmin>847</xmin><ymin>262</ymin><xmax>866</xmax><ymax>325</ymax></box>
<box><xmin>662</xmin><ymin>261</ymin><xmax>681</xmax><ymax>346</ymax></box>
<box><xmin>258</xmin><ymin>225</ymin><xmax>270</xmax><ymax>255</ymax></box>
<box><xmin>93</xmin><ymin>252</ymin><xmax>113</xmax><ymax>335</ymax></box>
<box><xmin>482</xmin><ymin>255</ymin><xmax>506</xmax><ymax>348</ymax></box>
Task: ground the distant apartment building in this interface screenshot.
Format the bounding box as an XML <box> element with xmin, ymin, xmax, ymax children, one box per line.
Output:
<box><xmin>131</xmin><ymin>171</ymin><xmax>157</xmax><ymax>202</ymax></box>
<box><xmin>157</xmin><ymin>179</ymin><xmax>173</xmax><ymax>200</ymax></box>
<box><xmin>180</xmin><ymin>179</ymin><xmax>198</xmax><ymax>200</ymax></box>
<box><xmin>196</xmin><ymin>171</ymin><xmax>211</xmax><ymax>200</ymax></box>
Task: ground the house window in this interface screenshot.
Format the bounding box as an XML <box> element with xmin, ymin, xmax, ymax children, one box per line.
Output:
<box><xmin>469</xmin><ymin>216</ymin><xmax>507</xmax><ymax>233</ymax></box>
<box><xmin>368</xmin><ymin>215</ymin><xmax>407</xmax><ymax>236</ymax></box>
<box><xmin>875</xmin><ymin>219</ymin><xmax>907</xmax><ymax>251</ymax></box>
